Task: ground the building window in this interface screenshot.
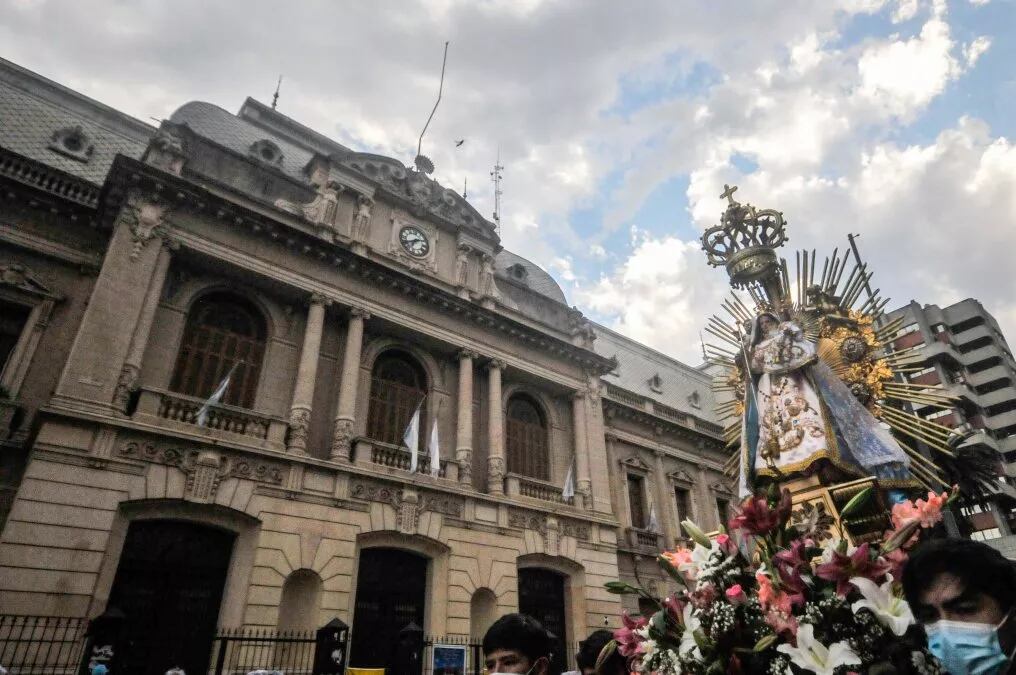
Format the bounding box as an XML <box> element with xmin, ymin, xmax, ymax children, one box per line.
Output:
<box><xmin>627</xmin><ymin>474</ymin><xmax>647</xmax><ymax>529</ymax></box>
<box><xmin>971</xmin><ymin>527</ymin><xmax>1002</xmax><ymax>541</ymax></box>
<box><xmin>170</xmin><ymin>293</ymin><xmax>267</xmax><ymax>409</ymax></box>
<box><xmin>674</xmin><ymin>487</ymin><xmax>692</xmax><ymax>533</ymax></box>
<box><xmin>505</xmin><ymin>394</ymin><xmax>549</xmax><ymax>481</ymax></box>
<box><xmin>367</xmin><ymin>351</ymin><xmax>427</xmax><ymax>447</ymax></box>
<box><xmin>0</xmin><ymin>300</ymin><xmax>31</xmax><ymax>384</ymax></box>
<box><xmin>895</xmin><ymin>324</ymin><xmax>920</xmax><ymax>339</ymax></box>
<box><xmin>716</xmin><ymin>497</ymin><xmax>730</xmax><ymax>527</ymax></box>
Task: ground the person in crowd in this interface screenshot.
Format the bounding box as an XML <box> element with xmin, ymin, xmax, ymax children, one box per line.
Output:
<box><xmin>902</xmin><ymin>538</ymin><xmax>1016</xmax><ymax>675</ymax></box>
<box><xmin>482</xmin><ymin>613</ymin><xmax>553</xmax><ymax>674</ymax></box>
<box><xmin>574</xmin><ymin>629</ymin><xmax>626</xmax><ymax>675</ymax></box>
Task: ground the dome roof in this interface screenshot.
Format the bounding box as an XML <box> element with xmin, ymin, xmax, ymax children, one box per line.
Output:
<box><xmin>494</xmin><ymin>250</ymin><xmax>567</xmax><ymax>304</ymax></box>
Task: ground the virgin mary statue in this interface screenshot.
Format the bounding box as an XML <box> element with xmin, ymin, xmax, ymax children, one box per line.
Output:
<box><xmin>738</xmin><ymin>312</ymin><xmax>912</xmax><ymax>497</ymax></box>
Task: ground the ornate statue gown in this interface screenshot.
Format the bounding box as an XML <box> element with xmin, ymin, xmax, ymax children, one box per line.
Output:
<box><xmin>738</xmin><ymin>320</ymin><xmax>912</xmax><ymax>497</ymax></box>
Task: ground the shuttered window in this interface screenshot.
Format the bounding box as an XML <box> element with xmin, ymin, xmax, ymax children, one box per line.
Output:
<box><xmin>366</xmin><ymin>352</ymin><xmax>427</xmax><ymax>447</ymax></box>
<box><xmin>628</xmin><ymin>475</ymin><xmax>647</xmax><ymax>529</ymax></box>
<box><xmin>506</xmin><ymin>395</ymin><xmax>549</xmax><ymax>480</ymax></box>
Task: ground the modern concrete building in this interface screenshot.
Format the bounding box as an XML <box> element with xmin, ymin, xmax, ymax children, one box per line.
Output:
<box><xmin>886</xmin><ymin>299</ymin><xmax>1016</xmax><ymax>546</ymax></box>
<box><xmin>0</xmin><ymin>57</ymin><xmax>730</xmax><ymax>673</ymax></box>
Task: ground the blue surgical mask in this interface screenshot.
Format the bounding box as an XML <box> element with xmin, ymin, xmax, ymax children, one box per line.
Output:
<box><xmin>925</xmin><ymin>619</ymin><xmax>1008</xmax><ymax>675</ymax></box>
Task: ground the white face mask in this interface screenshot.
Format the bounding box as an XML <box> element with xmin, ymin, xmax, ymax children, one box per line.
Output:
<box><xmin>487</xmin><ymin>656</ymin><xmax>546</xmax><ymax>675</ymax></box>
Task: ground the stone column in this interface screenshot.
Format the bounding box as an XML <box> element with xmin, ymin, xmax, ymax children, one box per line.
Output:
<box><xmin>455</xmin><ymin>350</ymin><xmax>477</xmax><ymax>484</ymax></box>
<box><xmin>572</xmin><ymin>391</ymin><xmax>592</xmax><ymax>509</ymax></box>
<box><xmin>287</xmin><ymin>294</ymin><xmax>329</xmax><ymax>455</ymax></box>
<box><xmin>486</xmin><ymin>358</ymin><xmax>506</xmax><ymax>494</ymax></box>
<box><xmin>653</xmin><ymin>449</ymin><xmax>677</xmax><ymax>547</ymax></box>
<box><xmin>330</xmin><ymin>306</ymin><xmax>369</xmax><ymax>460</ymax></box>
<box><xmin>113</xmin><ymin>239</ymin><xmax>176</xmax><ymax>412</ymax></box>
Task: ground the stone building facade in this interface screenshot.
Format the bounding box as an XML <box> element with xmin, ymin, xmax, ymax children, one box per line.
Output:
<box><xmin>0</xmin><ymin>57</ymin><xmax>729</xmax><ymax>671</ymax></box>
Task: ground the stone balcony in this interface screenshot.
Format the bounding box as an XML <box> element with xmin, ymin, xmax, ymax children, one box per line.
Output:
<box><xmin>134</xmin><ymin>386</ymin><xmax>289</xmax><ymax>452</ymax></box>
<box><xmin>506</xmin><ymin>472</ymin><xmax>574</xmax><ymax>507</ymax></box>
<box><xmin>624</xmin><ymin>526</ymin><xmax>662</xmax><ymax>554</ymax></box>
<box><xmin>351</xmin><ymin>438</ymin><xmax>458</xmax><ymax>481</ymax></box>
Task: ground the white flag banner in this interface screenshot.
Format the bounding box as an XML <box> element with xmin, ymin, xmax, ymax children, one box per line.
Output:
<box><xmin>196</xmin><ymin>363</ymin><xmax>238</xmax><ymax>427</ymax></box>
<box><xmin>429</xmin><ymin>415</ymin><xmax>440</xmax><ymax>477</ymax></box>
<box><xmin>648</xmin><ymin>500</ymin><xmax>660</xmax><ymax>533</ymax></box>
<box><xmin>403</xmin><ymin>400</ymin><xmax>423</xmax><ymax>473</ymax></box>
<box><xmin>562</xmin><ymin>457</ymin><xmax>575</xmax><ymax>500</ymax></box>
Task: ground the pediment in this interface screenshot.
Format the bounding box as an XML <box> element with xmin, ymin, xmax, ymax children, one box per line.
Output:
<box><xmin>621</xmin><ymin>455</ymin><xmax>650</xmax><ymax>472</ymax></box>
<box><xmin>711</xmin><ymin>481</ymin><xmax>734</xmax><ymax>496</ymax></box>
<box><xmin>333</xmin><ymin>151</ymin><xmax>495</xmax><ymax>235</ymax></box>
<box><xmin>0</xmin><ymin>263</ymin><xmax>61</xmax><ymax>299</ymax></box>
<box><xmin>668</xmin><ymin>468</ymin><xmax>695</xmax><ymax>485</ymax></box>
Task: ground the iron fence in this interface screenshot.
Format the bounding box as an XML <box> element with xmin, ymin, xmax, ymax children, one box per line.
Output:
<box><xmin>208</xmin><ymin>627</ymin><xmax>318</xmax><ymax>675</ymax></box>
<box><xmin>0</xmin><ymin>615</ymin><xmax>88</xmax><ymax>675</ymax></box>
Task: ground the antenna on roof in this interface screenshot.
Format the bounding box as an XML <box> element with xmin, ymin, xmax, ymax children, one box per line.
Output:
<box><xmin>491</xmin><ymin>146</ymin><xmax>503</xmax><ymax>235</ymax></box>
<box><xmin>271</xmin><ymin>75</ymin><xmax>283</xmax><ymax>110</ymax></box>
<box><xmin>463</xmin><ymin>176</ymin><xmax>468</xmax><ymax>199</ymax></box>
<box><xmin>414</xmin><ymin>41</ymin><xmax>449</xmax><ymax>175</ymax></box>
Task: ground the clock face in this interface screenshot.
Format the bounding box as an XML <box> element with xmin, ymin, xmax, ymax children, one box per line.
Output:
<box><xmin>399</xmin><ymin>226</ymin><xmax>430</xmax><ymax>257</ymax></box>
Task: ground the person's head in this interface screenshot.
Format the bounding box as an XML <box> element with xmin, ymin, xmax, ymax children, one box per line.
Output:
<box><xmin>902</xmin><ymin>538</ymin><xmax>1016</xmax><ymax>675</ymax></box>
<box><xmin>902</xmin><ymin>538</ymin><xmax>1016</xmax><ymax>625</ymax></box>
<box><xmin>482</xmin><ymin>613</ymin><xmax>552</xmax><ymax>674</ymax></box>
<box><xmin>575</xmin><ymin>629</ymin><xmax>625</xmax><ymax>675</ymax></box>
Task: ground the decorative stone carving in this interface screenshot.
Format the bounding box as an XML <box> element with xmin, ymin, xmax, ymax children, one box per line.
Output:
<box><xmin>456</xmin><ymin>449</ymin><xmax>472</xmax><ymax>483</ymax></box>
<box><xmin>560</xmin><ymin>519</ymin><xmax>591</xmax><ymax>541</ymax></box>
<box><xmin>621</xmin><ymin>455</ymin><xmax>651</xmax><ymax>472</ymax></box>
<box><xmin>145</xmin><ymin>126</ymin><xmax>186</xmax><ymax>175</ymax></box>
<box><xmin>545</xmin><ymin>517</ymin><xmax>560</xmax><ymax>556</ymax></box>
<box><xmin>388</xmin><ymin>216</ymin><xmax>438</xmax><ymax>272</ymax></box>
<box><xmin>0</xmin><ymin>262</ymin><xmax>61</xmax><ymax>298</ymax></box>
<box><xmin>188</xmin><ymin>450</ymin><xmax>228</xmax><ymax>503</ymax></box>
<box><xmin>422</xmin><ymin>493</ymin><xmax>464</xmax><ymax>518</ymax></box>
<box><xmin>350</xmin><ymin>480</ymin><xmax>402</xmax><ymax>507</ymax></box>
<box><xmin>118</xmin><ymin>193</ymin><xmax>169</xmax><ymax>259</ymax></box>
<box><xmin>576</xmin><ymin>480</ymin><xmax>592</xmax><ymax>509</ymax></box>
<box><xmin>336</xmin><ymin>152</ymin><xmax>493</xmax><ymax>233</ymax></box>
<box><xmin>454</xmin><ymin>243</ymin><xmax>472</xmax><ymax>288</ymax></box>
<box><xmin>398</xmin><ymin>490</ymin><xmax>420</xmax><ymax>534</ymax></box>
<box><xmin>113</xmin><ymin>363</ymin><xmax>140</xmax><ymax>412</ymax></box>
<box><xmin>351</xmin><ymin>195</ymin><xmax>373</xmax><ymax>244</ymax></box>
<box><xmin>478</xmin><ymin>253</ymin><xmax>498</xmax><ymax>298</ymax></box>
<box><xmin>249</xmin><ymin>139</ymin><xmax>284</xmax><ymax>167</ymax></box>
<box><xmin>331</xmin><ymin>418</ymin><xmax>355</xmax><ymax>460</ymax></box>
<box><xmin>487</xmin><ymin>455</ymin><xmax>505</xmax><ymax>488</ymax></box>
<box><xmin>48</xmin><ymin>125</ymin><xmax>94</xmax><ymax>162</ymax></box>
<box><xmin>508</xmin><ymin>508</ymin><xmax>546</xmax><ymax>534</ymax></box>
<box><xmin>287</xmin><ymin>407</ymin><xmax>311</xmax><ymax>454</ymax></box>
<box><xmin>118</xmin><ymin>441</ymin><xmax>286</xmax><ymax>486</ymax></box>
<box><xmin>276</xmin><ymin>181</ymin><xmax>344</xmax><ymax>239</ymax></box>
<box><xmin>668</xmin><ymin>468</ymin><xmax>696</xmax><ymax>486</ymax></box>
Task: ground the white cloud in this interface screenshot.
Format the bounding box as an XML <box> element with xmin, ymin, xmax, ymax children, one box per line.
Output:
<box><xmin>891</xmin><ymin>0</ymin><xmax>921</xmax><ymax>23</ymax></box>
<box><xmin>964</xmin><ymin>36</ymin><xmax>992</xmax><ymax>67</ymax></box>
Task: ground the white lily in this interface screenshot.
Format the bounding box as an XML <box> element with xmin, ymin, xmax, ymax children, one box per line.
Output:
<box><xmin>679</xmin><ymin>602</ymin><xmax>702</xmax><ymax>658</ymax></box>
<box><xmin>776</xmin><ymin>624</ymin><xmax>860</xmax><ymax>675</ymax></box>
<box><xmin>850</xmin><ymin>576</ymin><xmax>915</xmax><ymax>636</ymax></box>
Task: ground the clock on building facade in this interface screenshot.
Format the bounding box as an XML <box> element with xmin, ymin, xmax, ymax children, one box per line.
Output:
<box><xmin>398</xmin><ymin>226</ymin><xmax>429</xmax><ymax>258</ymax></box>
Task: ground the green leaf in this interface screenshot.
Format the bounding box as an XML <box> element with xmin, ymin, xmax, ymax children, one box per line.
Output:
<box><xmin>753</xmin><ymin>634</ymin><xmax>779</xmax><ymax>652</ymax></box>
<box><xmin>604</xmin><ymin>581</ymin><xmax>638</xmax><ymax>595</ymax></box>
<box><xmin>883</xmin><ymin>519</ymin><xmax>921</xmax><ymax>553</ymax></box>
<box><xmin>682</xmin><ymin>520</ymin><xmax>712</xmax><ymax>548</ymax></box>
<box><xmin>839</xmin><ymin>486</ymin><xmax>874</xmax><ymax>520</ymax></box>
<box><xmin>693</xmin><ymin>628</ymin><xmax>713</xmax><ymax>652</ymax></box>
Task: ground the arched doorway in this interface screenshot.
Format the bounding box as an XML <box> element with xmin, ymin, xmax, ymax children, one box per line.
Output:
<box><xmin>518</xmin><ymin>567</ymin><xmax>567</xmax><ymax>674</ymax></box>
<box><xmin>106</xmin><ymin>520</ymin><xmax>235</xmax><ymax>675</ymax></box>
<box><xmin>350</xmin><ymin>548</ymin><xmax>427</xmax><ymax>670</ymax></box>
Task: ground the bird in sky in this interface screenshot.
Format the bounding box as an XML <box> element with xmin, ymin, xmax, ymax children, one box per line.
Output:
<box><xmin>454</xmin><ymin>139</ymin><xmax>465</xmax><ymax>147</ymax></box>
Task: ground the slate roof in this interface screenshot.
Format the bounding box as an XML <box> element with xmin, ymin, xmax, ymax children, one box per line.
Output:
<box><xmin>494</xmin><ymin>250</ymin><xmax>568</xmax><ymax>304</ymax></box>
<box><xmin>0</xmin><ymin>57</ymin><xmax>152</xmax><ymax>186</ymax></box>
<box><xmin>593</xmin><ymin>321</ymin><xmax>720</xmax><ymax>425</ymax></box>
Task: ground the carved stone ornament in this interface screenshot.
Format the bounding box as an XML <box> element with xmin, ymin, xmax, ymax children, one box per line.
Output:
<box><xmin>422</xmin><ymin>493</ymin><xmax>464</xmax><ymax>518</ymax></box>
<box><xmin>545</xmin><ymin>517</ymin><xmax>560</xmax><ymax>556</ymax></box>
<box><xmin>0</xmin><ymin>262</ymin><xmax>61</xmax><ymax>299</ymax></box>
<box><xmin>249</xmin><ymin>139</ymin><xmax>284</xmax><ymax>168</ymax></box>
<box><xmin>560</xmin><ymin>518</ymin><xmax>591</xmax><ymax>541</ymax></box>
<box><xmin>119</xmin><ymin>193</ymin><xmax>169</xmax><ymax>259</ymax></box>
<box><xmin>330</xmin><ymin>418</ymin><xmax>355</xmax><ymax>459</ymax></box>
<box><xmin>287</xmin><ymin>407</ymin><xmax>311</xmax><ymax>453</ymax></box>
<box><xmin>350</xmin><ymin>194</ymin><xmax>374</xmax><ymax>244</ymax></box>
<box><xmin>456</xmin><ymin>449</ymin><xmax>473</xmax><ymax>483</ymax></box>
<box><xmin>350</xmin><ymin>479</ymin><xmax>463</xmax><ymax>520</ymax></box>
<box><xmin>478</xmin><ymin>253</ymin><xmax>499</xmax><ymax>299</ymax></box>
<box><xmin>668</xmin><ymin>468</ymin><xmax>696</xmax><ymax>486</ymax></box>
<box><xmin>118</xmin><ymin>441</ymin><xmax>286</xmax><ymax>488</ymax></box>
<box><xmin>621</xmin><ymin>455</ymin><xmax>651</xmax><ymax>472</ymax></box>
<box><xmin>336</xmin><ymin>152</ymin><xmax>494</xmax><ymax>234</ymax></box>
<box><xmin>576</xmin><ymin>479</ymin><xmax>592</xmax><ymax>509</ymax></box>
<box><xmin>145</xmin><ymin>126</ymin><xmax>187</xmax><ymax>175</ymax></box>
<box><xmin>508</xmin><ymin>508</ymin><xmax>547</xmax><ymax>534</ymax></box>
<box><xmin>48</xmin><ymin>125</ymin><xmax>94</xmax><ymax>162</ymax></box>
<box><xmin>399</xmin><ymin>490</ymin><xmax>420</xmax><ymax>534</ymax></box>
<box><xmin>454</xmin><ymin>243</ymin><xmax>472</xmax><ymax>288</ymax></box>
<box><xmin>487</xmin><ymin>455</ymin><xmax>506</xmax><ymax>484</ymax></box>
<box><xmin>276</xmin><ymin>180</ymin><xmax>343</xmax><ymax>237</ymax></box>
<box><xmin>113</xmin><ymin>363</ymin><xmax>140</xmax><ymax>412</ymax></box>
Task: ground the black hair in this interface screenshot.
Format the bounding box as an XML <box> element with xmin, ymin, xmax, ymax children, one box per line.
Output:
<box><xmin>901</xmin><ymin>537</ymin><xmax>1016</xmax><ymax>613</ymax></box>
<box><xmin>576</xmin><ymin>629</ymin><xmax>624</xmax><ymax>673</ymax></box>
<box><xmin>482</xmin><ymin>613</ymin><xmax>553</xmax><ymax>665</ymax></box>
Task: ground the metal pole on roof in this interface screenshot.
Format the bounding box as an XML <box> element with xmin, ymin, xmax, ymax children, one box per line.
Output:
<box><xmin>414</xmin><ymin>41</ymin><xmax>449</xmax><ymax>174</ymax></box>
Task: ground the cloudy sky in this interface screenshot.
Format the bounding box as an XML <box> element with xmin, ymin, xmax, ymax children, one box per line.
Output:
<box><xmin>4</xmin><ymin>0</ymin><xmax>1014</xmax><ymax>364</ymax></box>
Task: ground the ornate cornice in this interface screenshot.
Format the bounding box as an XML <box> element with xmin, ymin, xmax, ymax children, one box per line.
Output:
<box><xmin>102</xmin><ymin>155</ymin><xmax>616</xmax><ymax>374</ymax></box>
<box><xmin>0</xmin><ymin>147</ymin><xmax>101</xmax><ymax>210</ymax></box>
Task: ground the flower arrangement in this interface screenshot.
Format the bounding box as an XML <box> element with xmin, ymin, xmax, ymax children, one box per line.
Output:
<box><xmin>604</xmin><ymin>486</ymin><xmax>957</xmax><ymax>675</ymax></box>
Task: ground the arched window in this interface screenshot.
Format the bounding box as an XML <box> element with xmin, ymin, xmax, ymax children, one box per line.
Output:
<box><xmin>506</xmin><ymin>394</ymin><xmax>549</xmax><ymax>480</ymax></box>
<box><xmin>367</xmin><ymin>351</ymin><xmax>427</xmax><ymax>447</ymax></box>
<box><xmin>170</xmin><ymin>292</ymin><xmax>267</xmax><ymax>409</ymax></box>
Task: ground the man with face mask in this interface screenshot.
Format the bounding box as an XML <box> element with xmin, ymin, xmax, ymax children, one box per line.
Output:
<box><xmin>902</xmin><ymin>538</ymin><xmax>1016</xmax><ymax>675</ymax></box>
<box><xmin>481</xmin><ymin>613</ymin><xmax>553</xmax><ymax>675</ymax></box>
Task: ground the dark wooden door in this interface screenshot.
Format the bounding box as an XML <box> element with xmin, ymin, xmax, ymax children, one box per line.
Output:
<box><xmin>350</xmin><ymin>548</ymin><xmax>427</xmax><ymax>671</ymax></box>
<box><xmin>106</xmin><ymin>520</ymin><xmax>234</xmax><ymax>675</ymax></box>
<box><xmin>518</xmin><ymin>567</ymin><xmax>567</xmax><ymax>674</ymax></box>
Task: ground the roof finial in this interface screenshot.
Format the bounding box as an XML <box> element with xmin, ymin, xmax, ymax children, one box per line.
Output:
<box><xmin>720</xmin><ymin>183</ymin><xmax>738</xmax><ymax>206</ymax></box>
<box><xmin>271</xmin><ymin>75</ymin><xmax>283</xmax><ymax>110</ymax></box>
<box><xmin>414</xmin><ymin>41</ymin><xmax>450</xmax><ymax>175</ymax></box>
<box><xmin>491</xmin><ymin>146</ymin><xmax>503</xmax><ymax>235</ymax></box>
<box><xmin>463</xmin><ymin>176</ymin><xmax>467</xmax><ymax>199</ymax></box>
